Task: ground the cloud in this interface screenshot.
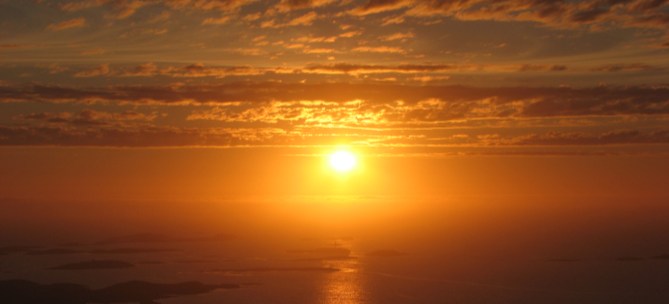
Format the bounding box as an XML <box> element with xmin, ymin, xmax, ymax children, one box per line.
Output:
<box><xmin>404</xmin><ymin>0</ymin><xmax>480</xmax><ymax>17</ymax></box>
<box><xmin>202</xmin><ymin>16</ymin><xmax>232</xmax><ymax>25</ymax></box>
<box><xmin>46</xmin><ymin>18</ymin><xmax>86</xmax><ymax>31</ymax></box>
<box><xmin>2</xmin><ymin>83</ymin><xmax>668</xmax><ymax>120</ymax></box>
<box><xmin>509</xmin><ymin>129</ymin><xmax>669</xmax><ymax>146</ymax></box>
<box><xmin>60</xmin><ymin>0</ymin><xmax>254</xmax><ymax>18</ymax></box>
<box><xmin>51</xmin><ymin>0</ymin><xmax>669</xmax><ymax>35</ymax></box>
<box><xmin>74</xmin><ymin>64</ymin><xmax>111</xmax><ymax>78</ymax></box>
<box><xmin>380</xmin><ymin>31</ymin><xmax>414</xmax><ymax>41</ymax></box>
<box><xmin>110</xmin><ymin>0</ymin><xmax>150</xmax><ymax>19</ymax></box>
<box><xmin>303</xmin><ymin>48</ymin><xmax>336</xmax><ymax>54</ymax></box>
<box><xmin>120</xmin><ymin>63</ymin><xmax>160</xmax><ymax>77</ymax></box>
<box><xmin>517</xmin><ymin>64</ymin><xmax>568</xmax><ymax>72</ymax></box>
<box><xmin>302</xmin><ymin>63</ymin><xmax>458</xmax><ymax>74</ymax></box>
<box><xmin>590</xmin><ymin>63</ymin><xmax>664</xmax><ymax>72</ymax></box>
<box><xmin>95</xmin><ymin>63</ymin><xmax>273</xmax><ymax>78</ymax></box>
<box><xmin>349</xmin><ymin>0</ymin><xmax>669</xmax><ymax>32</ymax></box>
<box><xmin>275</xmin><ymin>0</ymin><xmax>336</xmax><ymax>12</ymax></box>
<box><xmin>294</xmin><ymin>35</ymin><xmax>337</xmax><ymax>43</ymax></box>
<box><xmin>66</xmin><ymin>61</ymin><xmax>665</xmax><ymax>80</ymax></box>
<box><xmin>119</xmin><ymin>62</ymin><xmax>473</xmax><ymax>78</ymax></box>
<box><xmin>61</xmin><ymin>0</ymin><xmax>151</xmax><ymax>19</ymax></box>
<box><xmin>352</xmin><ymin>46</ymin><xmax>407</xmax><ymax>54</ymax></box>
<box><xmin>1</xmin><ymin>84</ymin><xmax>668</xmax><ymax>148</ymax></box>
<box><xmin>149</xmin><ymin>10</ymin><xmax>172</xmax><ymax>23</ymax></box>
<box><xmin>80</xmin><ymin>48</ymin><xmax>107</xmax><ymax>56</ymax></box>
<box><xmin>17</xmin><ymin>109</ymin><xmax>160</xmax><ymax>126</ymax></box>
<box><xmin>381</xmin><ymin>14</ymin><xmax>405</xmax><ymax>25</ymax></box>
<box><xmin>263</xmin><ymin>11</ymin><xmax>320</xmax><ymax>27</ymax></box>
<box><xmin>171</xmin><ymin>64</ymin><xmax>265</xmax><ymax>77</ymax></box>
<box><xmin>186</xmin><ymin>100</ymin><xmax>376</xmax><ymax>124</ymax></box>
<box><xmin>0</xmin><ymin>122</ymin><xmax>289</xmax><ymax>147</ymax></box>
<box><xmin>339</xmin><ymin>30</ymin><xmax>362</xmax><ymax>38</ymax></box>
<box><xmin>18</xmin><ymin>112</ymin><xmax>74</xmax><ymax>124</ymax></box>
<box><xmin>157</xmin><ymin>63</ymin><xmax>267</xmax><ymax>77</ymax></box>
<box><xmin>288</xmin><ymin>11</ymin><xmax>319</xmax><ymax>26</ymax></box>
<box><xmin>60</xmin><ymin>0</ymin><xmax>108</xmax><ymax>12</ymax></box>
<box><xmin>286</xmin><ymin>30</ymin><xmax>361</xmax><ymax>47</ymax></box>
<box><xmin>260</xmin><ymin>11</ymin><xmax>318</xmax><ymax>28</ymax></box>
<box><xmin>47</xmin><ymin>64</ymin><xmax>69</xmax><ymax>74</ymax></box>
<box><xmin>410</xmin><ymin>75</ymin><xmax>451</xmax><ymax>82</ymax></box>
<box><xmin>189</xmin><ymin>0</ymin><xmax>255</xmax><ymax>11</ymax></box>
<box><xmin>2</xmin><ymin>115</ymin><xmax>667</xmax><ymax>148</ymax></box>
<box><xmin>348</xmin><ymin>0</ymin><xmax>413</xmax><ymax>16</ymax></box>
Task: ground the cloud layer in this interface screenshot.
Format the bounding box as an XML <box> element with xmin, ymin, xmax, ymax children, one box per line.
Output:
<box><xmin>1</xmin><ymin>0</ymin><xmax>668</xmax><ymax>153</ymax></box>
<box><xmin>0</xmin><ymin>82</ymin><xmax>668</xmax><ymax>151</ymax></box>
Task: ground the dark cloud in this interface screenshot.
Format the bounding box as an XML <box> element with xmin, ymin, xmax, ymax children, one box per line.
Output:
<box><xmin>348</xmin><ymin>0</ymin><xmax>413</xmax><ymax>16</ymax></box>
<box><xmin>59</xmin><ymin>0</ymin><xmax>256</xmax><ymax>20</ymax></box>
<box><xmin>275</xmin><ymin>0</ymin><xmax>336</xmax><ymax>12</ymax></box>
<box><xmin>517</xmin><ymin>64</ymin><xmax>568</xmax><ymax>72</ymax></box>
<box><xmin>46</xmin><ymin>17</ymin><xmax>86</xmax><ymax>31</ymax></box>
<box><xmin>120</xmin><ymin>63</ymin><xmax>267</xmax><ymax>78</ymax></box>
<box><xmin>2</xmin><ymin>122</ymin><xmax>667</xmax><ymax>148</ymax></box>
<box><xmin>352</xmin><ymin>0</ymin><xmax>669</xmax><ymax>31</ymax></box>
<box><xmin>0</xmin><ymin>124</ymin><xmax>239</xmax><ymax>147</ymax></box>
<box><xmin>303</xmin><ymin>63</ymin><xmax>459</xmax><ymax>74</ymax></box>
<box><xmin>16</xmin><ymin>110</ymin><xmax>159</xmax><ymax>126</ymax></box>
<box><xmin>2</xmin><ymin>83</ymin><xmax>668</xmax><ymax>117</ymax></box>
<box><xmin>0</xmin><ymin>82</ymin><xmax>666</xmax><ymax>148</ymax></box>
<box><xmin>16</xmin><ymin>61</ymin><xmax>657</xmax><ymax>82</ymax></box>
<box><xmin>590</xmin><ymin>63</ymin><xmax>664</xmax><ymax>72</ymax></box>
<box><xmin>1</xmin><ymin>82</ymin><xmax>668</xmax><ymax>147</ymax></box>
<box><xmin>74</xmin><ymin>64</ymin><xmax>111</xmax><ymax>78</ymax></box>
<box><xmin>511</xmin><ymin>129</ymin><xmax>669</xmax><ymax>145</ymax></box>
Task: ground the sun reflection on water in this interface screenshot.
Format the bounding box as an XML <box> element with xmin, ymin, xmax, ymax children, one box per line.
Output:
<box><xmin>319</xmin><ymin>242</ymin><xmax>364</xmax><ymax>304</ymax></box>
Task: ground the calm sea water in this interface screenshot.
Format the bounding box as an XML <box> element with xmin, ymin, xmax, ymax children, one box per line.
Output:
<box><xmin>1</xmin><ymin>197</ymin><xmax>668</xmax><ymax>303</ymax></box>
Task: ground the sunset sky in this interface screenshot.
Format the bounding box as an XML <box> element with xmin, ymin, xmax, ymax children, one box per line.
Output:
<box><xmin>1</xmin><ymin>0</ymin><xmax>668</xmax><ymax>202</ymax></box>
<box><xmin>2</xmin><ymin>3</ymin><xmax>669</xmax><ymax>303</ymax></box>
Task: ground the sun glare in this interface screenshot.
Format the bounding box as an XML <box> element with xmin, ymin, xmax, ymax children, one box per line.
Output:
<box><xmin>328</xmin><ymin>150</ymin><xmax>358</xmax><ymax>173</ymax></box>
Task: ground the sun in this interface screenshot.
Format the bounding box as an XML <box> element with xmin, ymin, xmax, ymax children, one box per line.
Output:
<box><xmin>328</xmin><ymin>150</ymin><xmax>358</xmax><ymax>173</ymax></box>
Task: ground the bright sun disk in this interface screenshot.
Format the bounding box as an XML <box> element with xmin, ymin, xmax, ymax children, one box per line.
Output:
<box><xmin>328</xmin><ymin>150</ymin><xmax>358</xmax><ymax>172</ymax></box>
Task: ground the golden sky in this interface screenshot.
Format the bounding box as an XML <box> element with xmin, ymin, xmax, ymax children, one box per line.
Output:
<box><xmin>1</xmin><ymin>0</ymin><xmax>668</xmax><ymax>201</ymax></box>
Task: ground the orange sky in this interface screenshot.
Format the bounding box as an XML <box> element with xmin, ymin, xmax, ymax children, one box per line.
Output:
<box><xmin>0</xmin><ymin>0</ymin><xmax>668</xmax><ymax>202</ymax></box>
<box><xmin>1</xmin><ymin>147</ymin><xmax>667</xmax><ymax>203</ymax></box>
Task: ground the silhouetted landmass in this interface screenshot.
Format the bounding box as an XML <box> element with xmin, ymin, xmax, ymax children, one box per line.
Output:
<box><xmin>213</xmin><ymin>267</ymin><xmax>339</xmax><ymax>274</ymax></box>
<box><xmin>174</xmin><ymin>259</ymin><xmax>216</xmax><ymax>264</ymax></box>
<box><xmin>367</xmin><ymin>249</ymin><xmax>405</xmax><ymax>257</ymax></box>
<box><xmin>91</xmin><ymin>248</ymin><xmax>177</xmax><ymax>254</ymax></box>
<box><xmin>617</xmin><ymin>256</ymin><xmax>645</xmax><ymax>262</ymax></box>
<box><xmin>25</xmin><ymin>247</ymin><xmax>176</xmax><ymax>256</ymax></box>
<box><xmin>98</xmin><ymin>233</ymin><xmax>175</xmax><ymax>244</ymax></box>
<box><xmin>652</xmin><ymin>254</ymin><xmax>669</xmax><ymax>260</ymax></box>
<box><xmin>27</xmin><ymin>248</ymin><xmax>84</xmax><ymax>255</ymax></box>
<box><xmin>0</xmin><ymin>246</ymin><xmax>37</xmax><ymax>255</ymax></box>
<box><xmin>137</xmin><ymin>260</ymin><xmax>164</xmax><ymax>265</ymax></box>
<box><xmin>58</xmin><ymin>242</ymin><xmax>85</xmax><ymax>247</ymax></box>
<box><xmin>547</xmin><ymin>256</ymin><xmax>669</xmax><ymax>262</ymax></box>
<box><xmin>98</xmin><ymin>233</ymin><xmax>233</xmax><ymax>245</ymax></box>
<box><xmin>50</xmin><ymin>260</ymin><xmax>134</xmax><ymax>270</ymax></box>
<box><xmin>0</xmin><ymin>279</ymin><xmax>238</xmax><ymax>304</ymax></box>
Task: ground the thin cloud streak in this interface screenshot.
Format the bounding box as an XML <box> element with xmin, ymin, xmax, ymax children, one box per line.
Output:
<box><xmin>46</xmin><ymin>18</ymin><xmax>87</xmax><ymax>31</ymax></box>
<box><xmin>2</xmin><ymin>83</ymin><xmax>668</xmax><ymax>118</ymax></box>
